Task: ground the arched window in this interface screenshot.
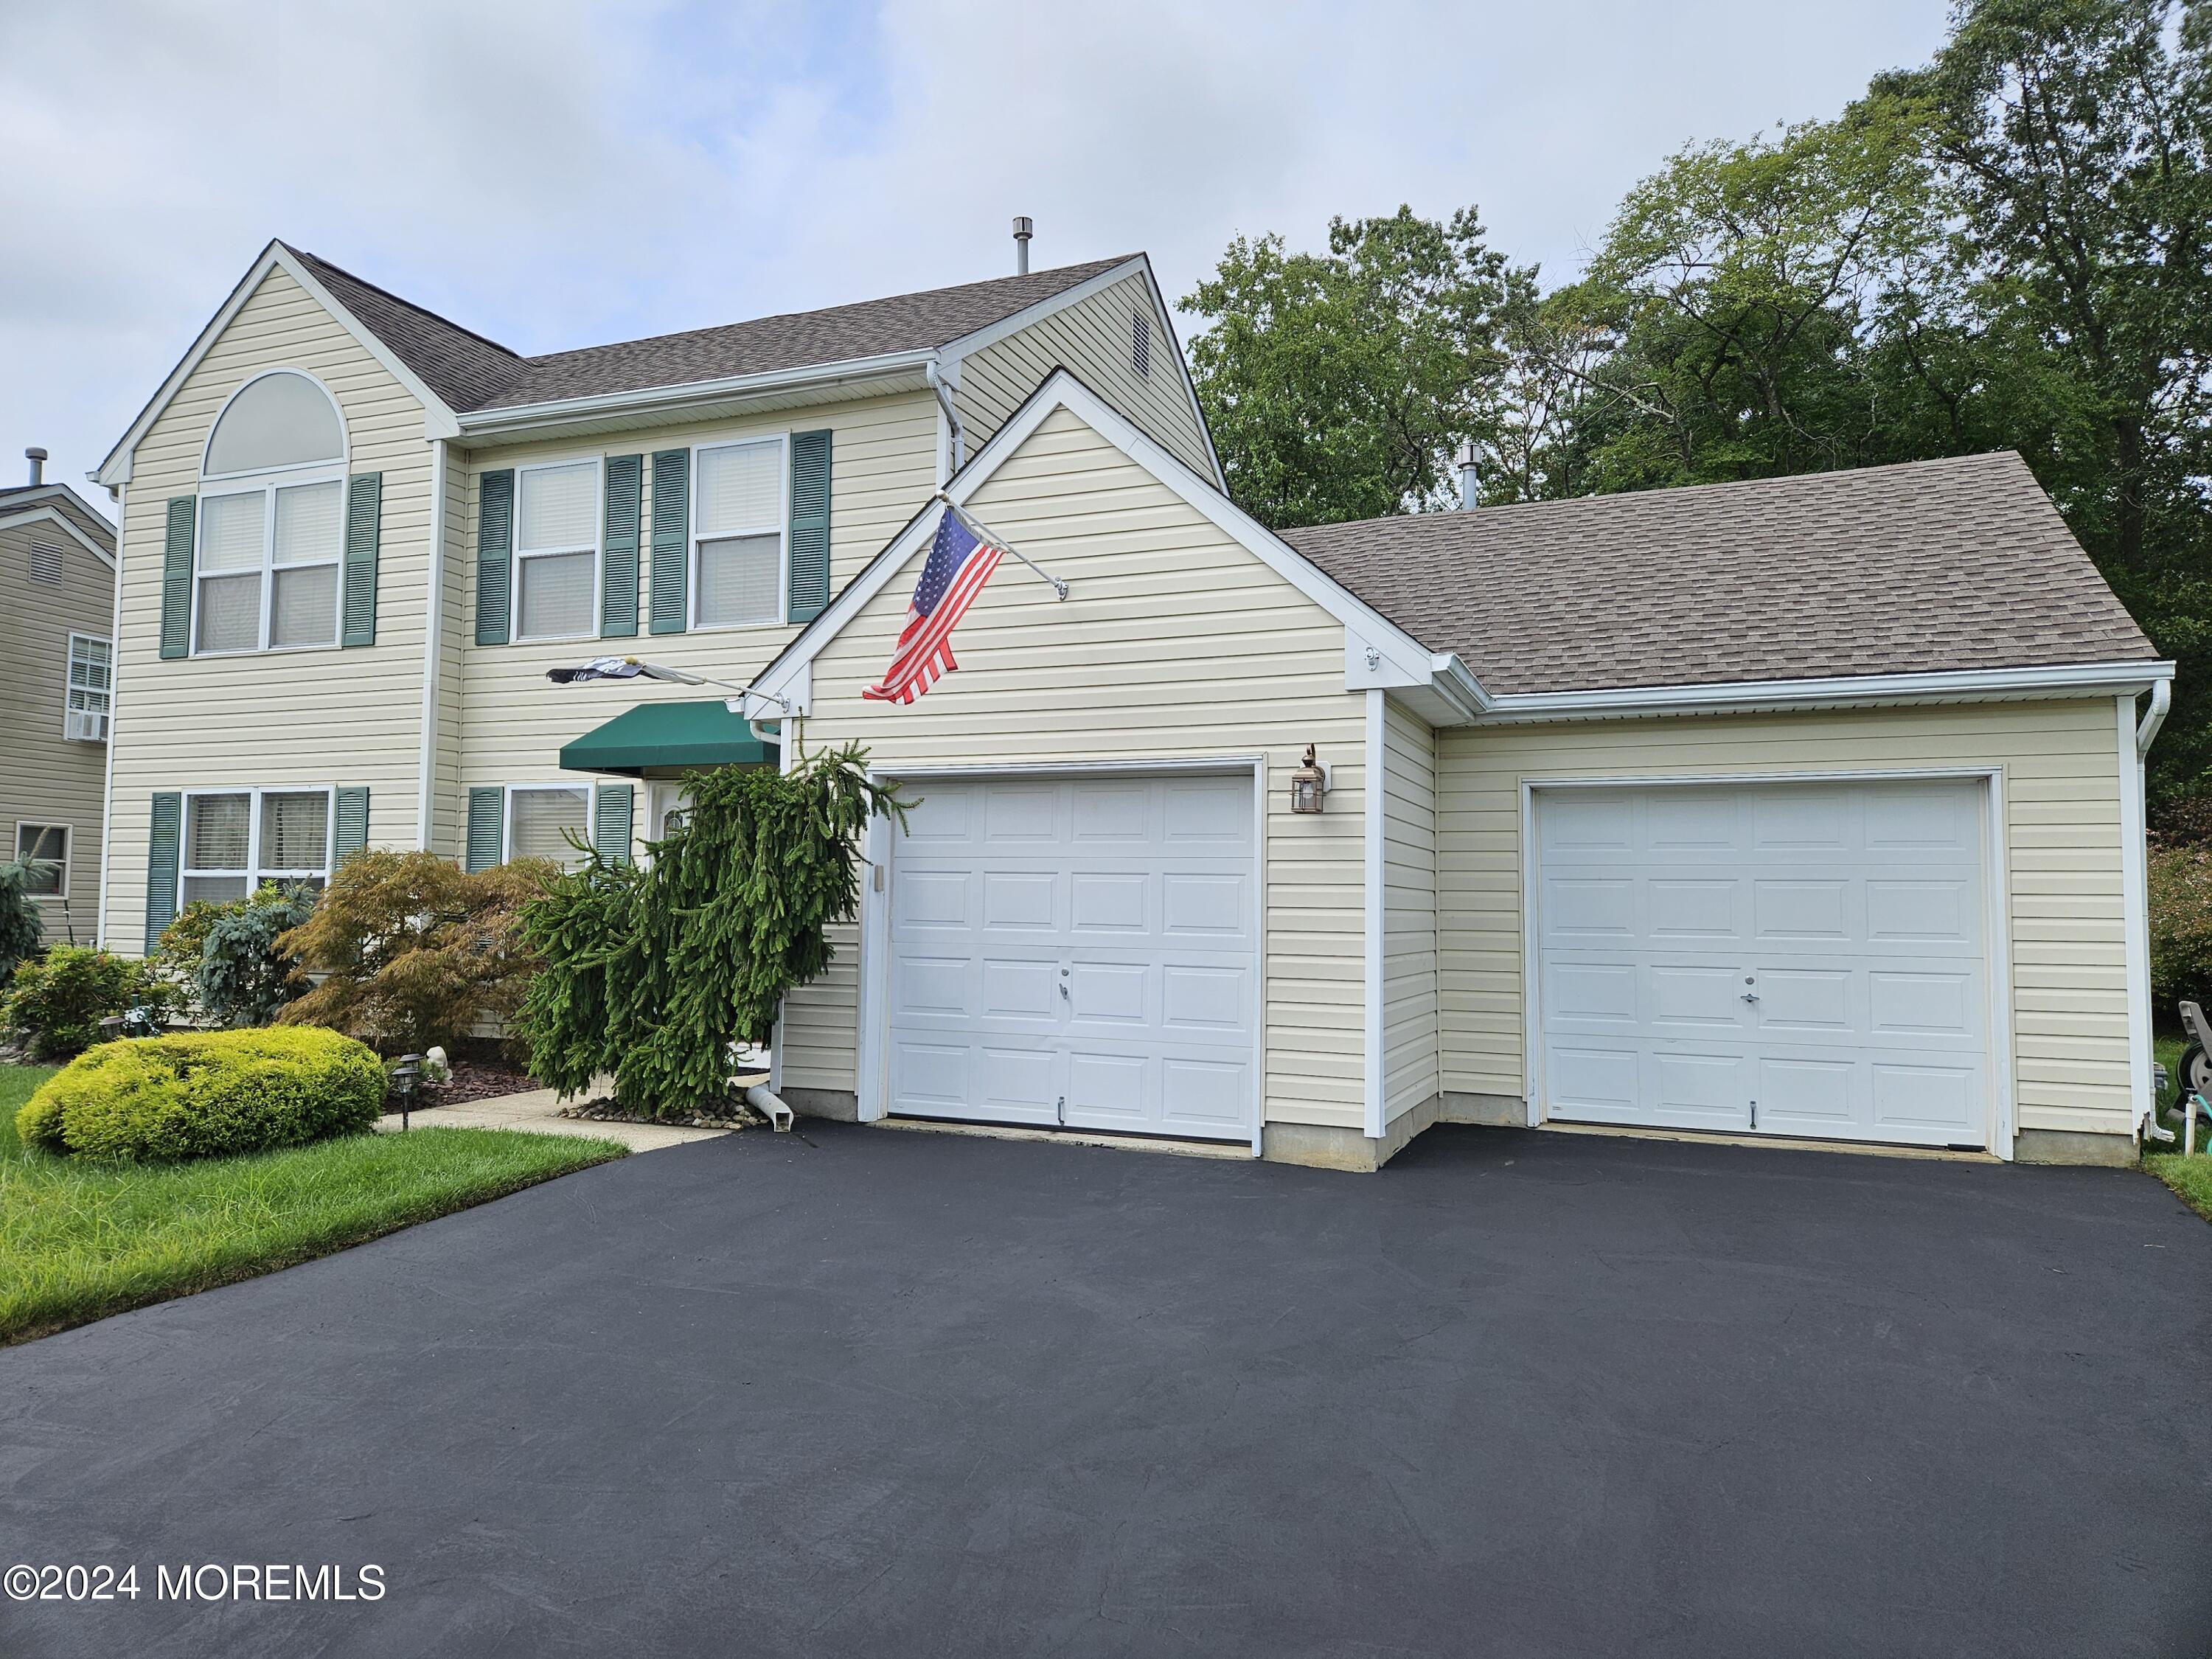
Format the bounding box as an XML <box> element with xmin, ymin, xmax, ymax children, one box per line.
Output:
<box><xmin>194</xmin><ymin>372</ymin><xmax>348</xmax><ymax>655</ymax></box>
<box><xmin>203</xmin><ymin>370</ymin><xmax>345</xmax><ymax>478</ymax></box>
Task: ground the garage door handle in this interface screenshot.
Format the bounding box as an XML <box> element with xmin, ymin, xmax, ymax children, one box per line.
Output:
<box><xmin>1059</xmin><ymin>982</ymin><xmax>1069</xmax><ymax>1000</ymax></box>
<box><xmin>1741</xmin><ymin>992</ymin><xmax>1760</xmax><ymax>1004</ymax></box>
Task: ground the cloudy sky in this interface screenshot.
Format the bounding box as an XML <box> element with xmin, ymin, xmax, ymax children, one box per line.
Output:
<box><xmin>0</xmin><ymin>0</ymin><xmax>1950</xmax><ymax>504</ymax></box>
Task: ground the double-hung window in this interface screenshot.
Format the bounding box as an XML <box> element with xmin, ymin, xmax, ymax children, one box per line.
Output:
<box><xmin>15</xmin><ymin>824</ymin><xmax>67</xmax><ymax>897</ymax></box>
<box><xmin>506</xmin><ymin>785</ymin><xmax>591</xmax><ymax>867</ymax></box>
<box><xmin>692</xmin><ymin>437</ymin><xmax>786</xmax><ymax>629</ymax></box>
<box><xmin>181</xmin><ymin>787</ymin><xmax>333</xmax><ymax>904</ymax></box>
<box><xmin>196</xmin><ymin>478</ymin><xmax>344</xmax><ymax>653</ymax></box>
<box><xmin>513</xmin><ymin>461</ymin><xmax>602</xmax><ymax>641</ymax></box>
<box><xmin>65</xmin><ymin>634</ymin><xmax>112</xmax><ymax>742</ymax></box>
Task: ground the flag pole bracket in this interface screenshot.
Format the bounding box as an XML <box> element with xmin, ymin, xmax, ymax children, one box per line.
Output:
<box><xmin>936</xmin><ymin>493</ymin><xmax>1068</xmax><ymax>600</ymax></box>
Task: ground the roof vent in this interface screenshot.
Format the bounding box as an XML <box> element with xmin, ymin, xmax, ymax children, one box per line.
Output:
<box><xmin>1456</xmin><ymin>440</ymin><xmax>1480</xmax><ymax>510</ymax></box>
<box><xmin>24</xmin><ymin>446</ymin><xmax>46</xmax><ymax>487</ymax></box>
<box><xmin>1012</xmin><ymin>216</ymin><xmax>1033</xmax><ymax>276</ymax></box>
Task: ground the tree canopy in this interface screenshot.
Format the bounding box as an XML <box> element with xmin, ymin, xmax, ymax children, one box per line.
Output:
<box><xmin>1178</xmin><ymin>0</ymin><xmax>2212</xmax><ymax>815</ymax></box>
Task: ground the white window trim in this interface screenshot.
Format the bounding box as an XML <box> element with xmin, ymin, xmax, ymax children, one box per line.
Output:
<box><xmin>504</xmin><ymin>782</ymin><xmax>594</xmax><ymax>866</ymax></box>
<box><xmin>191</xmin><ymin>472</ymin><xmax>349</xmax><ymax>657</ymax></box>
<box><xmin>15</xmin><ymin>821</ymin><xmax>70</xmax><ymax>900</ymax></box>
<box><xmin>63</xmin><ymin>632</ymin><xmax>113</xmax><ymax>742</ymax></box>
<box><xmin>178</xmin><ymin>785</ymin><xmax>338</xmax><ymax>900</ymax></box>
<box><xmin>688</xmin><ymin>432</ymin><xmax>788</xmax><ymax>633</ymax></box>
<box><xmin>199</xmin><ymin>367</ymin><xmax>350</xmax><ymax>483</ymax></box>
<box><xmin>509</xmin><ymin>456</ymin><xmax>605</xmax><ymax>644</ymax></box>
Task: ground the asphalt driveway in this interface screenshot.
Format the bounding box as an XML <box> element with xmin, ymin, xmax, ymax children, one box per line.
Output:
<box><xmin>4</xmin><ymin>1122</ymin><xmax>2209</xmax><ymax>1658</ymax></box>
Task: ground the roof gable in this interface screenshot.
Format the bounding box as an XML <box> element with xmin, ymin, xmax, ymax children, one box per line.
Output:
<box><xmin>748</xmin><ymin>369</ymin><xmax>1454</xmax><ymax>717</ymax></box>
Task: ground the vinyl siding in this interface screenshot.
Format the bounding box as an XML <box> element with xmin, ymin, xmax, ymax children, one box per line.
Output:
<box><xmin>782</xmin><ymin>404</ymin><xmax>1367</xmax><ymax>1128</ymax></box>
<box><xmin>449</xmin><ymin>391</ymin><xmax>937</xmax><ymax>860</ymax></box>
<box><xmin>103</xmin><ymin>266</ymin><xmax>435</xmax><ymax>954</ymax></box>
<box><xmin>1380</xmin><ymin>698</ymin><xmax>1439</xmax><ymax>1125</ymax></box>
<box><xmin>1436</xmin><ymin>698</ymin><xmax>2134</xmax><ymax>1138</ymax></box>
<box><xmin>0</xmin><ymin>513</ymin><xmax>114</xmax><ymax>944</ymax></box>
<box><xmin>953</xmin><ymin>274</ymin><xmax>1215</xmax><ymax>484</ymax></box>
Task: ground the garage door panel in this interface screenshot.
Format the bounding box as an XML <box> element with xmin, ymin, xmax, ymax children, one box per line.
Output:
<box><xmin>887</xmin><ymin>774</ymin><xmax>1255</xmax><ymax>1142</ymax></box>
<box><xmin>1537</xmin><ymin>779</ymin><xmax>1992</xmax><ymax>1150</ymax></box>
<box><xmin>982</xmin><ymin>871</ymin><xmax>1057</xmax><ymax>930</ymax></box>
<box><xmin>1870</xmin><ymin>1062</ymin><xmax>1978</xmax><ymax>1133</ymax></box>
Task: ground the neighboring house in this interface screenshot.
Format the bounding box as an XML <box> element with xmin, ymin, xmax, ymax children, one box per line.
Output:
<box><xmin>749</xmin><ymin>371</ymin><xmax>2171</xmax><ymax>1171</ymax></box>
<box><xmin>0</xmin><ymin>451</ymin><xmax>116</xmax><ymax>945</ymax></box>
<box><xmin>91</xmin><ymin>237</ymin><xmax>1213</xmax><ymax>947</ymax></box>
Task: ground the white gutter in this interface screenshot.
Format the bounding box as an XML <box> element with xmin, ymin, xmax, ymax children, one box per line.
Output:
<box><xmin>416</xmin><ymin>439</ymin><xmax>449</xmax><ymax>850</ymax></box>
<box><xmin>452</xmin><ymin>349</ymin><xmax>939</xmax><ymax>440</ymax></box>
<box><xmin>2136</xmin><ymin>677</ymin><xmax>2171</xmax><ymax>759</ymax></box>
<box><xmin>1475</xmin><ymin>658</ymin><xmax>2175</xmax><ymax>725</ymax></box>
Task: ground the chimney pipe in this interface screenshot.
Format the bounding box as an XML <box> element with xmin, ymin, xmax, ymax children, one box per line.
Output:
<box><xmin>1012</xmin><ymin>215</ymin><xmax>1033</xmax><ymax>276</ymax></box>
<box><xmin>24</xmin><ymin>447</ymin><xmax>46</xmax><ymax>487</ymax></box>
<box><xmin>1456</xmin><ymin>440</ymin><xmax>1479</xmax><ymax>510</ymax></box>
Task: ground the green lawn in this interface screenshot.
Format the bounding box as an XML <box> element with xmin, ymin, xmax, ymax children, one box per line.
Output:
<box><xmin>2146</xmin><ymin>1034</ymin><xmax>2212</xmax><ymax>1222</ymax></box>
<box><xmin>1</xmin><ymin>1064</ymin><xmax>625</xmax><ymax>1346</ymax></box>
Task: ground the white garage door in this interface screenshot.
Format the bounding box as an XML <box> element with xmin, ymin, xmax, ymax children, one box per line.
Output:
<box><xmin>886</xmin><ymin>773</ymin><xmax>1256</xmax><ymax>1141</ymax></box>
<box><xmin>1535</xmin><ymin>778</ymin><xmax>1993</xmax><ymax>1148</ymax></box>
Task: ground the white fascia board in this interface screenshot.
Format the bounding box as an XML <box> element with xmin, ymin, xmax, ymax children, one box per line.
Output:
<box><xmin>1476</xmin><ymin>658</ymin><xmax>2177</xmax><ymax>724</ymax></box>
<box><xmin>97</xmin><ymin>241</ymin><xmax>460</xmax><ymax>486</ymax></box>
<box><xmin>749</xmin><ymin>369</ymin><xmax>1438</xmax><ymax>704</ymax></box>
<box><xmin>452</xmin><ymin>350</ymin><xmax>939</xmax><ymax>442</ymax></box>
<box><xmin>0</xmin><ymin>505</ymin><xmax>116</xmax><ymax>569</ymax></box>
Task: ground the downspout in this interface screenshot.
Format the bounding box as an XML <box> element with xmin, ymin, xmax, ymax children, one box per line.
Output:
<box><xmin>94</xmin><ymin>481</ymin><xmax>126</xmax><ymax>950</ymax></box>
<box><xmin>2138</xmin><ymin>678</ymin><xmax>2177</xmax><ymax>1142</ymax></box>
<box><xmin>2137</xmin><ymin>678</ymin><xmax>2171</xmax><ymax>758</ymax></box>
<box><xmin>416</xmin><ymin>439</ymin><xmax>449</xmax><ymax>850</ymax></box>
<box><xmin>925</xmin><ymin>359</ymin><xmax>965</xmax><ymax>479</ymax></box>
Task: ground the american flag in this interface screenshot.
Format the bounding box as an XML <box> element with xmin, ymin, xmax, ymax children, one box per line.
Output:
<box><xmin>862</xmin><ymin>507</ymin><xmax>1004</xmax><ymax>704</ymax></box>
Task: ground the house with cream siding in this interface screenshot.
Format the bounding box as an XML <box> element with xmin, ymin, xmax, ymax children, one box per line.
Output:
<box><xmin>0</xmin><ymin>454</ymin><xmax>116</xmax><ymax>945</ymax></box>
<box><xmin>94</xmin><ymin>237</ymin><xmax>2170</xmax><ymax>1173</ymax></box>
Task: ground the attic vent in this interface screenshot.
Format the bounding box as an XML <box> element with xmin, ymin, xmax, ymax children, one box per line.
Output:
<box><xmin>28</xmin><ymin>540</ymin><xmax>63</xmax><ymax>584</ymax></box>
<box><xmin>1131</xmin><ymin>310</ymin><xmax>1151</xmax><ymax>380</ymax></box>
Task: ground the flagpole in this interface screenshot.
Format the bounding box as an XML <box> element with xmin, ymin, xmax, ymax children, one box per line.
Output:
<box><xmin>935</xmin><ymin>493</ymin><xmax>1068</xmax><ymax>600</ymax></box>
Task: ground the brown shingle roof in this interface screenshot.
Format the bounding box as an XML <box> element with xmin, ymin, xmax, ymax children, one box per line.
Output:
<box><xmin>1278</xmin><ymin>452</ymin><xmax>2157</xmax><ymax>695</ymax></box>
<box><xmin>285</xmin><ymin>246</ymin><xmax>1133</xmax><ymax>415</ymax></box>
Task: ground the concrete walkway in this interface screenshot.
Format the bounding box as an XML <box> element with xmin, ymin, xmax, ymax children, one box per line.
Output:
<box><xmin>375</xmin><ymin>1084</ymin><xmax>728</xmax><ymax>1152</ymax></box>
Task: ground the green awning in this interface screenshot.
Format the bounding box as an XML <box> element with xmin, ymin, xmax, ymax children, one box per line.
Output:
<box><xmin>558</xmin><ymin>699</ymin><xmax>779</xmax><ymax>778</ymax></box>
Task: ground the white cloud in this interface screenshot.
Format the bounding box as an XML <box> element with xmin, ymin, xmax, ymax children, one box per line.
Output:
<box><xmin>0</xmin><ymin>0</ymin><xmax>1949</xmax><ymax>496</ymax></box>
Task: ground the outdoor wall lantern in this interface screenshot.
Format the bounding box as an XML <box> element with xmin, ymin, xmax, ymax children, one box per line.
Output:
<box><xmin>1290</xmin><ymin>745</ymin><xmax>1329</xmax><ymax>815</ymax></box>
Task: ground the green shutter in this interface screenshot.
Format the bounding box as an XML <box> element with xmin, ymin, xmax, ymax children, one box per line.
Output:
<box><xmin>334</xmin><ymin>787</ymin><xmax>369</xmax><ymax>862</ymax></box>
<box><xmin>649</xmin><ymin>448</ymin><xmax>689</xmax><ymax>636</ymax></box>
<box><xmin>787</xmin><ymin>428</ymin><xmax>832</xmax><ymax>623</ymax></box>
<box><xmin>145</xmin><ymin>792</ymin><xmax>182</xmax><ymax>953</ymax></box>
<box><xmin>476</xmin><ymin>470</ymin><xmax>514</xmax><ymax>647</ymax></box>
<box><xmin>465</xmin><ymin>787</ymin><xmax>504</xmax><ymax>873</ymax></box>
<box><xmin>602</xmin><ymin>454</ymin><xmax>642</xmax><ymax>639</ymax></box>
<box><xmin>160</xmin><ymin>498</ymin><xmax>195</xmax><ymax>659</ymax></box>
<box><xmin>342</xmin><ymin>473</ymin><xmax>382</xmax><ymax>647</ymax></box>
<box><xmin>593</xmin><ymin>784</ymin><xmax>634</xmax><ymax>866</ymax></box>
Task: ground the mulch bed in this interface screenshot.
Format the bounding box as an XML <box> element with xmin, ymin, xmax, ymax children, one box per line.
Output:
<box><xmin>558</xmin><ymin>1086</ymin><xmax>771</xmax><ymax>1132</ymax></box>
<box><xmin>385</xmin><ymin>1059</ymin><xmax>544</xmax><ymax>1115</ymax></box>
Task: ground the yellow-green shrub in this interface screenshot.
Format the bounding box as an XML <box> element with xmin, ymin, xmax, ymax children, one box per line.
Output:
<box><xmin>16</xmin><ymin>1027</ymin><xmax>386</xmax><ymax>1163</ymax></box>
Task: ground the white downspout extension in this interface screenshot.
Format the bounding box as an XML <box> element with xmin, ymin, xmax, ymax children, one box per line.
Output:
<box><xmin>94</xmin><ymin>481</ymin><xmax>126</xmax><ymax>950</ymax></box>
<box><xmin>2137</xmin><ymin>678</ymin><xmax>2171</xmax><ymax>759</ymax></box>
<box><xmin>416</xmin><ymin>439</ymin><xmax>449</xmax><ymax>851</ymax></box>
<box><xmin>925</xmin><ymin>360</ymin><xmax>965</xmax><ymax>481</ymax></box>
